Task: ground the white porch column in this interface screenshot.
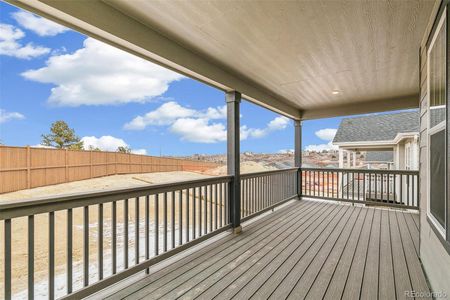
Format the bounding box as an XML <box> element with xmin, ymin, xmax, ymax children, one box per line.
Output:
<box><xmin>394</xmin><ymin>145</ymin><xmax>400</xmax><ymax>170</ymax></box>
<box><xmin>339</xmin><ymin>148</ymin><xmax>344</xmax><ymax>168</ymax></box>
<box><xmin>346</xmin><ymin>151</ymin><xmax>351</xmax><ymax>168</ymax></box>
<box><xmin>412</xmin><ymin>136</ymin><xmax>419</xmax><ymax>170</ymax></box>
<box><xmin>352</xmin><ymin>152</ymin><xmax>357</xmax><ymax>167</ymax></box>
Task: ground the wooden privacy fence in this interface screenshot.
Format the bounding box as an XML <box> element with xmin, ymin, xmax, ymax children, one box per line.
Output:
<box><xmin>0</xmin><ymin>146</ymin><xmax>219</xmax><ymax>194</ymax></box>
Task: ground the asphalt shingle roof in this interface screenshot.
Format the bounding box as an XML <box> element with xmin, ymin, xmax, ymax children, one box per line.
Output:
<box><xmin>365</xmin><ymin>151</ymin><xmax>394</xmax><ymax>162</ymax></box>
<box><xmin>333</xmin><ymin>111</ymin><xmax>419</xmax><ymax>143</ymax></box>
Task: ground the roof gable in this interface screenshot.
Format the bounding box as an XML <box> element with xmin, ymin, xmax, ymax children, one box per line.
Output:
<box><xmin>333</xmin><ymin>111</ymin><xmax>419</xmax><ymax>143</ymax></box>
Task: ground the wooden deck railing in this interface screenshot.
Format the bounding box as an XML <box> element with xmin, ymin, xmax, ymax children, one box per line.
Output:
<box><xmin>1</xmin><ymin>176</ymin><xmax>234</xmax><ymax>299</ymax></box>
<box><xmin>0</xmin><ymin>167</ymin><xmax>420</xmax><ymax>299</ymax></box>
<box><xmin>301</xmin><ymin>168</ymin><xmax>419</xmax><ymax>210</ymax></box>
<box><xmin>240</xmin><ymin>168</ymin><xmax>298</xmax><ymax>221</ymax></box>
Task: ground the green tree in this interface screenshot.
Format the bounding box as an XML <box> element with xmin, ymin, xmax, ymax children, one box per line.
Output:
<box><xmin>41</xmin><ymin>121</ymin><xmax>84</xmax><ymax>150</ymax></box>
<box><xmin>88</xmin><ymin>145</ymin><xmax>101</xmax><ymax>151</ymax></box>
<box><xmin>117</xmin><ymin>146</ymin><xmax>131</xmax><ymax>153</ymax></box>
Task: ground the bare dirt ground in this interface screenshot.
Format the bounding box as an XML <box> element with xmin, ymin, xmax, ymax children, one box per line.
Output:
<box><xmin>0</xmin><ymin>171</ymin><xmax>212</xmax><ymax>202</ymax></box>
<box><xmin>0</xmin><ymin>162</ymin><xmax>274</xmax><ymax>299</ymax></box>
<box><xmin>203</xmin><ymin>160</ymin><xmax>277</xmax><ymax>176</ymax></box>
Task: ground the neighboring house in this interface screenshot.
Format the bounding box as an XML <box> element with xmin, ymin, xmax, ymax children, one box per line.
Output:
<box><xmin>333</xmin><ymin>111</ymin><xmax>420</xmax><ymax>170</ymax></box>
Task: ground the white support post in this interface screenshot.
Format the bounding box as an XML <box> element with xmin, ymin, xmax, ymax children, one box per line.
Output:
<box><xmin>339</xmin><ymin>148</ymin><xmax>344</xmax><ymax>168</ymax></box>
<box><xmin>346</xmin><ymin>151</ymin><xmax>351</xmax><ymax>168</ymax></box>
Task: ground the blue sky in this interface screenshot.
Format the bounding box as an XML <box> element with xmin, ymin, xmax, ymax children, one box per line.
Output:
<box><xmin>0</xmin><ymin>2</ymin><xmax>344</xmax><ymax>155</ymax></box>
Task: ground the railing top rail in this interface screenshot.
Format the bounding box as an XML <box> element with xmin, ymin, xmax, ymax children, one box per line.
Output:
<box><xmin>240</xmin><ymin>167</ymin><xmax>299</xmax><ymax>179</ymax></box>
<box><xmin>0</xmin><ymin>175</ymin><xmax>232</xmax><ymax>220</ymax></box>
<box><xmin>300</xmin><ymin>167</ymin><xmax>419</xmax><ymax>175</ymax></box>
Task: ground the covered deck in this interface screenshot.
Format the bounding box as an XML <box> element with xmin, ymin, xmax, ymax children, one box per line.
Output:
<box><xmin>100</xmin><ymin>200</ymin><xmax>428</xmax><ymax>300</ymax></box>
<box><xmin>1</xmin><ymin>1</ymin><xmax>439</xmax><ymax>299</ymax></box>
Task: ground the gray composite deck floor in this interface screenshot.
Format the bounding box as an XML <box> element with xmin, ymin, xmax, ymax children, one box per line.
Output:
<box><xmin>105</xmin><ymin>200</ymin><xmax>430</xmax><ymax>300</ymax></box>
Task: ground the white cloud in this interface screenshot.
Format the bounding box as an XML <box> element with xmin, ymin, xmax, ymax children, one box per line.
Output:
<box><xmin>170</xmin><ymin>118</ymin><xmax>227</xmax><ymax>143</ymax></box>
<box><xmin>32</xmin><ymin>137</ymin><xmax>147</xmax><ymax>154</ymax></box>
<box><xmin>12</xmin><ymin>11</ymin><xmax>69</xmax><ymax>36</ymax></box>
<box><xmin>239</xmin><ymin>116</ymin><xmax>290</xmax><ymax>139</ymax></box>
<box><xmin>268</xmin><ymin>116</ymin><xmax>289</xmax><ymax>131</ymax></box>
<box><xmin>31</xmin><ymin>144</ymin><xmax>53</xmax><ymax>149</ymax></box>
<box><xmin>131</xmin><ymin>149</ymin><xmax>147</xmax><ymax>155</ymax></box>
<box><xmin>0</xmin><ymin>109</ymin><xmax>25</xmax><ymax>123</ymax></box>
<box><xmin>201</xmin><ymin>105</ymin><xmax>227</xmax><ymax>120</ymax></box>
<box><xmin>305</xmin><ymin>141</ymin><xmax>338</xmax><ymax>152</ymax></box>
<box><xmin>124</xmin><ymin>102</ymin><xmax>226</xmax><ymax>130</ymax></box>
<box><xmin>0</xmin><ymin>23</ymin><xmax>50</xmax><ymax>59</ymax></box>
<box><xmin>124</xmin><ymin>102</ymin><xmax>290</xmax><ymax>143</ymax></box>
<box><xmin>22</xmin><ymin>38</ymin><xmax>184</xmax><ymax>106</ymax></box>
<box><xmin>315</xmin><ymin>128</ymin><xmax>337</xmax><ymax>141</ymax></box>
<box><xmin>124</xmin><ymin>101</ymin><xmax>196</xmax><ymax>130</ymax></box>
<box><xmin>81</xmin><ymin>136</ymin><xmax>128</xmax><ymax>151</ymax></box>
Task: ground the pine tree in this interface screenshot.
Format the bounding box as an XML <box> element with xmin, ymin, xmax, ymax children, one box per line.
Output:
<box><xmin>41</xmin><ymin>121</ymin><xmax>84</xmax><ymax>149</ymax></box>
<box><xmin>117</xmin><ymin>146</ymin><xmax>131</xmax><ymax>153</ymax></box>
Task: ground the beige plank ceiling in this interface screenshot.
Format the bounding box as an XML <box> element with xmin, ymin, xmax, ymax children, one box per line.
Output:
<box><xmin>8</xmin><ymin>0</ymin><xmax>438</xmax><ymax>119</ymax></box>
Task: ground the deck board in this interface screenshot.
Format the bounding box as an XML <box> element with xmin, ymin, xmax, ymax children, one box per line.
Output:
<box><xmin>287</xmin><ymin>207</ymin><xmax>361</xmax><ymax>299</ymax></box>
<box><xmin>360</xmin><ymin>209</ymin><xmax>381</xmax><ymax>300</ymax></box>
<box><xmin>396</xmin><ymin>212</ymin><xmax>431</xmax><ymax>299</ymax></box>
<box><xmin>267</xmin><ymin>205</ymin><xmax>353</xmax><ymax>299</ymax></box>
<box><xmin>306</xmin><ymin>207</ymin><xmax>366</xmax><ymax>300</ymax></box>
<box><xmin>389</xmin><ymin>210</ymin><xmax>413</xmax><ymax>300</ymax></box>
<box><xmin>194</xmin><ymin>203</ymin><xmax>331</xmax><ymax>299</ymax></box>
<box><xmin>160</xmin><ymin>202</ymin><xmax>325</xmax><ymax>299</ymax></box>
<box><xmin>102</xmin><ymin>200</ymin><xmax>429</xmax><ymax>300</ymax></box>
<box><xmin>323</xmin><ymin>208</ymin><xmax>368</xmax><ymax>300</ymax></box>
<box><xmin>378</xmin><ymin>209</ymin><xmax>397</xmax><ymax>300</ymax></box>
<box><xmin>403</xmin><ymin>212</ymin><xmax>420</xmax><ymax>256</ymax></box>
<box><xmin>251</xmin><ymin>204</ymin><xmax>346</xmax><ymax>299</ymax></box>
<box><xmin>126</xmin><ymin>201</ymin><xmax>316</xmax><ymax>299</ymax></box>
<box><xmin>118</xmin><ymin>201</ymin><xmax>313</xmax><ymax>300</ymax></box>
<box><xmin>222</xmin><ymin>203</ymin><xmax>338</xmax><ymax>300</ymax></box>
<box><xmin>340</xmin><ymin>208</ymin><xmax>374</xmax><ymax>299</ymax></box>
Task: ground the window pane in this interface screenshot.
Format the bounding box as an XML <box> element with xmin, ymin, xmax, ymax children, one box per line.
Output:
<box><xmin>430</xmin><ymin>130</ymin><xmax>445</xmax><ymax>228</ymax></box>
<box><xmin>429</xmin><ymin>22</ymin><xmax>446</xmax><ymax>128</ymax></box>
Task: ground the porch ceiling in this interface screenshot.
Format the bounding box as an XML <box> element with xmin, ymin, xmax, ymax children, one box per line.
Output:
<box><xmin>9</xmin><ymin>0</ymin><xmax>438</xmax><ymax>119</ymax></box>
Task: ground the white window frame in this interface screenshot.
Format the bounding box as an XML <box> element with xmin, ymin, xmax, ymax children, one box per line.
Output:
<box><xmin>427</xmin><ymin>9</ymin><xmax>447</xmax><ymax>238</ymax></box>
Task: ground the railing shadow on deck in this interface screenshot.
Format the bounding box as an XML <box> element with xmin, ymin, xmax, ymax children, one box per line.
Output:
<box><xmin>0</xmin><ymin>167</ymin><xmax>418</xmax><ymax>299</ymax></box>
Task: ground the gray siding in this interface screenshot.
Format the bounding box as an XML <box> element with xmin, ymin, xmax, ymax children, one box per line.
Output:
<box><xmin>418</xmin><ymin>8</ymin><xmax>450</xmax><ymax>295</ymax></box>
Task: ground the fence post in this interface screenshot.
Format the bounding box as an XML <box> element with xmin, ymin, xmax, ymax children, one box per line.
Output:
<box><xmin>90</xmin><ymin>150</ymin><xmax>93</xmax><ymax>178</ymax></box>
<box><xmin>27</xmin><ymin>146</ymin><xmax>31</xmax><ymax>189</ymax></box>
<box><xmin>115</xmin><ymin>152</ymin><xmax>118</xmax><ymax>174</ymax></box>
<box><xmin>65</xmin><ymin>149</ymin><xmax>68</xmax><ymax>182</ymax></box>
<box><xmin>294</xmin><ymin>120</ymin><xmax>302</xmax><ymax>199</ymax></box>
<box><xmin>226</xmin><ymin>91</ymin><xmax>241</xmax><ymax>233</ymax></box>
<box><xmin>128</xmin><ymin>153</ymin><xmax>131</xmax><ymax>173</ymax></box>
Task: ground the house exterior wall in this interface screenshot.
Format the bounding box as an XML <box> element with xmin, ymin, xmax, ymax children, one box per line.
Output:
<box><xmin>419</xmin><ymin>1</ymin><xmax>450</xmax><ymax>295</ymax></box>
